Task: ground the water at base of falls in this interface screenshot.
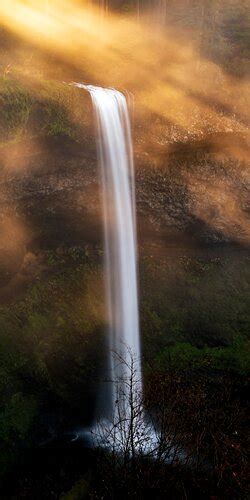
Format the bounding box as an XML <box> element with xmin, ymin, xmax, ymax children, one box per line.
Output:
<box><xmin>77</xmin><ymin>419</ymin><xmax>161</xmax><ymax>457</ymax></box>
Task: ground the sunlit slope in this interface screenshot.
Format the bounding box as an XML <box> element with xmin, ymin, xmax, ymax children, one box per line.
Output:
<box><xmin>0</xmin><ymin>0</ymin><xmax>249</xmax><ymax>136</ymax></box>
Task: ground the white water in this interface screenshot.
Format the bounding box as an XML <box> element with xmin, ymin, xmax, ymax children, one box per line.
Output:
<box><xmin>72</xmin><ymin>83</ymin><xmax>141</xmax><ymax>423</ymax></box>
<box><xmin>69</xmin><ymin>83</ymin><xmax>183</xmax><ymax>461</ymax></box>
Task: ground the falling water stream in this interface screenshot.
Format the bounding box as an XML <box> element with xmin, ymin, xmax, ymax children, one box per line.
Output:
<box><xmin>71</xmin><ymin>83</ymin><xmax>145</xmax><ymax>442</ymax></box>
<box><xmin>85</xmin><ymin>84</ymin><xmax>142</xmax><ymax>418</ymax></box>
<box><xmin>68</xmin><ymin>83</ymin><xmax>180</xmax><ymax>459</ymax></box>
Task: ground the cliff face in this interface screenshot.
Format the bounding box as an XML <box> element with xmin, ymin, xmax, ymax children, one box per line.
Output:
<box><xmin>0</xmin><ymin>135</ymin><xmax>99</xmax><ymax>297</ymax></box>
<box><xmin>0</xmin><ymin>120</ymin><xmax>249</xmax><ymax>301</ymax></box>
<box><xmin>136</xmin><ymin>131</ymin><xmax>250</xmax><ymax>247</ymax></box>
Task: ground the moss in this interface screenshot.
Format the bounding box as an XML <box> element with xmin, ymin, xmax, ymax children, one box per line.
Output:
<box><xmin>0</xmin><ymin>79</ymin><xmax>33</xmax><ymax>141</ymax></box>
<box><xmin>155</xmin><ymin>335</ymin><xmax>250</xmax><ymax>375</ymax></box>
<box><xmin>140</xmin><ymin>253</ymin><xmax>250</xmax><ymax>354</ymax></box>
<box><xmin>0</xmin><ymin>77</ymin><xmax>83</xmax><ymax>144</ymax></box>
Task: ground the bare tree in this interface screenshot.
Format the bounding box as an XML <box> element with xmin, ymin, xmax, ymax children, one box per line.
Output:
<box><xmin>93</xmin><ymin>349</ymin><xmax>184</xmax><ymax>464</ymax></box>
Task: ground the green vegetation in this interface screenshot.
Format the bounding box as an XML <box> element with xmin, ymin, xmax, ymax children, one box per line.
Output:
<box><xmin>156</xmin><ymin>335</ymin><xmax>250</xmax><ymax>375</ymax></box>
<box><xmin>0</xmin><ymin>393</ymin><xmax>37</xmax><ymax>477</ymax></box>
<box><xmin>140</xmin><ymin>253</ymin><xmax>250</xmax><ymax>360</ymax></box>
<box><xmin>0</xmin><ymin>79</ymin><xmax>32</xmax><ymax>141</ymax></box>
<box><xmin>0</xmin><ymin>77</ymin><xmax>85</xmax><ymax>145</ymax></box>
<box><xmin>0</xmin><ymin>247</ymin><xmax>249</xmax><ymax>483</ymax></box>
<box><xmin>0</xmin><ymin>251</ymin><xmax>105</xmax><ymax>480</ymax></box>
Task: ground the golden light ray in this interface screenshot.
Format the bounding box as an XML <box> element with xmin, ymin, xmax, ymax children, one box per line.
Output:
<box><xmin>0</xmin><ymin>0</ymin><xmax>249</xmax><ymax>137</ymax></box>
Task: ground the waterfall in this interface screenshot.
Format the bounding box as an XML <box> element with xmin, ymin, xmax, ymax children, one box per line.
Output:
<box><xmin>72</xmin><ymin>84</ymin><xmax>141</xmax><ymax>425</ymax></box>
<box><xmin>70</xmin><ymin>83</ymin><xmax>177</xmax><ymax>459</ymax></box>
